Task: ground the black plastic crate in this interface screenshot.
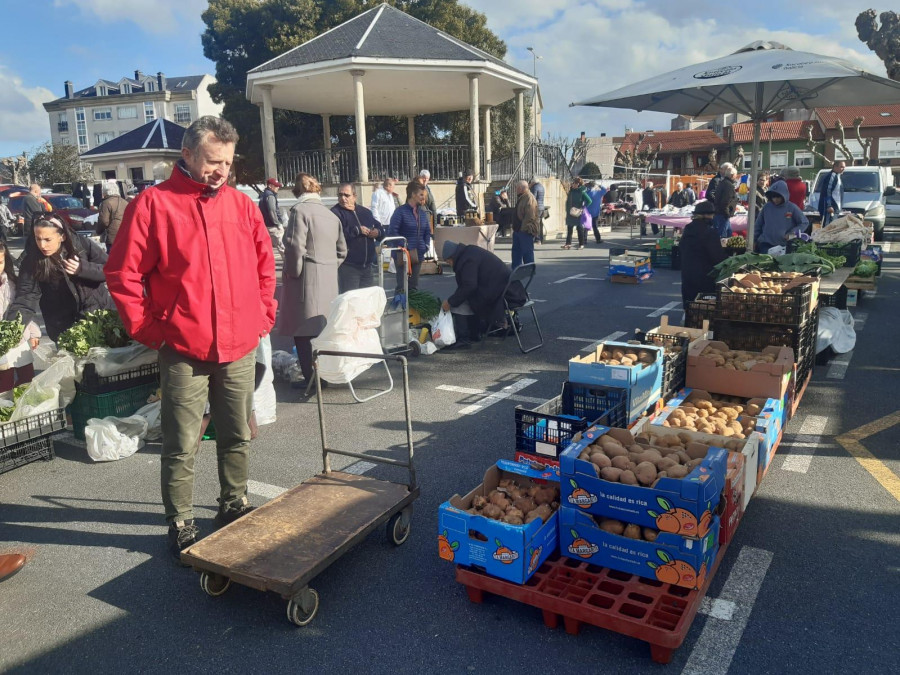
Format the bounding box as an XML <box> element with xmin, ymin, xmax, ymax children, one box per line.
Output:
<box><xmin>685</xmin><ymin>293</ymin><xmax>718</xmax><ymax>329</ymax></box>
<box><xmin>78</xmin><ymin>361</ymin><xmax>160</xmax><ymax>395</ymax></box>
<box><xmin>820</xmin><ymin>284</ymin><xmax>848</xmax><ymax>310</ymax></box>
<box><xmin>0</xmin><ymin>436</ymin><xmax>54</xmax><ymax>475</ymax></box>
<box><xmin>716</xmin><ymin>279</ymin><xmax>813</xmax><ymax>326</ymax></box>
<box><xmin>562</xmin><ymin>382</ymin><xmax>629</xmax><ymax>429</ymax></box>
<box><xmin>787</xmin><ymin>239</ymin><xmax>861</xmax><ymax>267</ymax></box>
<box><xmin>69</xmin><ymin>381</ymin><xmax>159</xmax><ymax>441</ymax></box>
<box><xmin>635</xmin><ymin>331</ymin><xmax>689</xmax><ymax>403</ymax></box>
<box><xmin>650</xmin><ymin>246</ymin><xmax>681</xmax><ymax>270</ymax></box>
<box><xmin>515</xmin><ymin>394</ymin><xmax>590</xmax><ymax>458</ymax></box>
<box><xmin>0</xmin><ymin>408</ymin><xmax>66</xmax><ymax>450</ymax></box>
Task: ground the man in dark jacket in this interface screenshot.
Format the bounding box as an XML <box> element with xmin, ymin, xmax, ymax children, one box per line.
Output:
<box><xmin>640</xmin><ymin>181</ymin><xmax>659</xmax><ymax>235</ymax></box>
<box><xmin>668</xmin><ymin>182</ymin><xmax>689</xmax><ymax>208</ymax></box>
<box><xmin>441</xmin><ymin>240</ymin><xmax>511</xmax><ymax>341</ymax></box>
<box><xmin>96</xmin><ymin>182</ymin><xmax>128</xmax><ymax>252</ymax></box>
<box><xmin>258</xmin><ymin>177</ymin><xmax>285</xmax><ymax>255</ymax></box>
<box><xmin>417</xmin><ymin>170</ymin><xmax>437</xmax><ymax>225</ymax></box>
<box><xmin>455</xmin><ymin>169</ymin><xmax>477</xmax><ymax>217</ymax></box>
<box><xmin>388</xmin><ymin>181</ymin><xmax>432</xmax><ymax>294</ymax></box>
<box><xmin>331</xmin><ymin>182</ymin><xmax>383</xmax><ymax>292</ymax></box>
<box><xmin>22</xmin><ymin>184</ymin><xmax>44</xmax><ymax>235</ymax></box>
<box><xmin>529</xmin><ymin>177</ymin><xmax>546</xmax><ymax>243</ymax></box>
<box><xmin>679</xmin><ymin>200</ymin><xmax>728</xmax><ymax>308</ymax></box>
<box><xmin>713</xmin><ymin>164</ymin><xmax>738</xmax><ymax>238</ymax></box>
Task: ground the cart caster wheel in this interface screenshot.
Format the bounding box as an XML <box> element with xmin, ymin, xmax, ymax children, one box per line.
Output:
<box><xmin>387</xmin><ymin>507</ymin><xmax>412</xmax><ymax>546</ymax></box>
<box><xmin>407</xmin><ymin>341</ymin><xmax>421</xmax><ymax>357</ymax></box>
<box><xmin>200</xmin><ymin>571</ymin><xmax>231</xmax><ymax>597</ymax></box>
<box><xmin>287</xmin><ymin>587</ymin><xmax>319</xmax><ymax>627</ymax></box>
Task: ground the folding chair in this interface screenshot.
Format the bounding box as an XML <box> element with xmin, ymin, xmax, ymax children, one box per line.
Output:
<box><xmin>502</xmin><ymin>263</ymin><xmax>544</xmax><ymax>353</ymax></box>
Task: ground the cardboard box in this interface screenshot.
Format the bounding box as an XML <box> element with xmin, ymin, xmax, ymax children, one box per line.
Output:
<box><xmin>609</xmin><ymin>252</ymin><xmax>651</xmax><ymax>277</ymax></box>
<box><xmin>686</xmin><ymin>340</ymin><xmax>793</xmax><ymax>400</ymax></box>
<box><xmin>717</xmin><ymin>452</ymin><xmax>746</xmax><ymax>546</ymax></box>
<box><xmin>652</xmin><ymin>389</ymin><xmax>782</xmax><ymax>472</ymax></box>
<box><xmin>437</xmin><ymin>460</ymin><xmax>559</xmax><ymax>584</ymax></box>
<box><xmin>631</xmin><ymin>417</ymin><xmax>758</xmax><ymax>511</ymax></box>
<box><xmin>559</xmin><ymin>507</ymin><xmax>718</xmax><ymax>590</ymax></box>
<box><xmin>757</xmin><ymin>428</ymin><xmax>784</xmax><ymax>486</ymax></box>
<box><xmin>559</xmin><ymin>426</ymin><xmax>727</xmax><ymax>532</ymax></box>
<box><xmin>512</xmin><ymin>452</ymin><xmax>562</xmax><ymax>476</ymax></box>
<box><xmin>569</xmin><ymin>342</ymin><xmax>664</xmax><ymax>423</ymax></box>
<box><xmin>645</xmin><ymin>315</ymin><xmax>712</xmax><ymax>344</ymax></box>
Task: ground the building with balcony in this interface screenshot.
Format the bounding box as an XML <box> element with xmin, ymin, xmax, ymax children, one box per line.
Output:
<box><xmin>813</xmin><ymin>104</ymin><xmax>900</xmax><ymax>178</ymax></box>
<box><xmin>43</xmin><ymin>71</ymin><xmax>222</xmax><ymax>153</ymax></box>
<box><xmin>729</xmin><ymin>121</ymin><xmax>825</xmax><ymax>179</ymax></box>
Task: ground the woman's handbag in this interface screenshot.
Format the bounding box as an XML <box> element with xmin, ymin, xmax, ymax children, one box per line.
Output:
<box><xmin>568</xmin><ymin>206</ymin><xmax>584</xmax><ymax>218</ymax></box>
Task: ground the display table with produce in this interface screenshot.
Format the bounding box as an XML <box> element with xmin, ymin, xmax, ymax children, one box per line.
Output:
<box><xmin>643</xmin><ymin>213</ymin><xmax>749</xmax><ymax>236</ymax></box>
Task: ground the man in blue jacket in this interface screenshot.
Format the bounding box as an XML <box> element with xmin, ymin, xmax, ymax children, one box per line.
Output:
<box><xmin>817</xmin><ymin>160</ymin><xmax>845</xmax><ymax>227</ymax></box>
<box><xmin>388</xmin><ymin>181</ymin><xmax>432</xmax><ymax>295</ymax></box>
<box><xmin>331</xmin><ymin>183</ymin><xmax>383</xmax><ymax>292</ymax></box>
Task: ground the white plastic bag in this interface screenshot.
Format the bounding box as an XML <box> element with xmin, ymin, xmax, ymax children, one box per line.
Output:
<box><xmin>311</xmin><ymin>287</ymin><xmax>386</xmax><ymax>384</ymax></box>
<box><xmin>432</xmin><ymin>310</ymin><xmax>456</xmax><ymax>349</ymax></box>
<box><xmin>134</xmin><ymin>401</ymin><xmax>162</xmax><ymax>441</ymax></box>
<box><xmin>85</xmin><ymin>415</ymin><xmax>148</xmax><ymax>462</ymax></box>
<box><xmin>82</xmin><ymin>343</ymin><xmax>158</xmax><ymax>378</ymax></box>
<box><xmin>816</xmin><ymin>307</ymin><xmax>856</xmax><ymax>354</ymax></box>
<box><xmin>271</xmin><ymin>350</ymin><xmax>297</xmax><ymax>382</ymax></box>
<box><xmin>253</xmin><ymin>336</ymin><xmax>277</xmax><ymax>425</ymax></box>
<box><xmin>10</xmin><ymin>352</ymin><xmax>77</xmax><ymax>420</ymax></box>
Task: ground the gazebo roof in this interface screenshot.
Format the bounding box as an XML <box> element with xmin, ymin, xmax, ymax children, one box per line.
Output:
<box><xmin>246</xmin><ymin>3</ymin><xmax>536</xmax><ymax>116</ymax></box>
<box><xmin>81</xmin><ymin>118</ymin><xmax>185</xmax><ymax>158</ymax></box>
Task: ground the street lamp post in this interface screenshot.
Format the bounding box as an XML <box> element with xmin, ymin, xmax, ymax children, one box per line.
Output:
<box><xmin>526</xmin><ymin>47</ymin><xmax>542</xmax><ymax>143</ymax></box>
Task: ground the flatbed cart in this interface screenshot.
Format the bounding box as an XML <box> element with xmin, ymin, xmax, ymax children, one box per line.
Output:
<box><xmin>378</xmin><ymin>236</ymin><xmax>420</xmax><ymax>355</ymax></box>
<box><xmin>181</xmin><ymin>351</ymin><xmax>420</xmax><ymax>626</ymax></box>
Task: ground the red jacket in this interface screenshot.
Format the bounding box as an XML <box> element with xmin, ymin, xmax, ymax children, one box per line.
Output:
<box><xmin>785</xmin><ymin>178</ymin><xmax>807</xmax><ymax>211</ymax></box>
<box><xmin>105</xmin><ymin>166</ymin><xmax>277</xmax><ymax>363</ymax></box>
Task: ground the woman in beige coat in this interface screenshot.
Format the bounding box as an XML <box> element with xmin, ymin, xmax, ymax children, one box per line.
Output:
<box><xmin>276</xmin><ymin>173</ymin><xmax>347</xmax><ymax>386</ymax></box>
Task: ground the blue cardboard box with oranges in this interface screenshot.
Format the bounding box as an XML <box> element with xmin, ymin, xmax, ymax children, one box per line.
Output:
<box><xmin>559</xmin><ymin>507</ymin><xmax>719</xmax><ymax>591</ymax></box>
<box><xmin>559</xmin><ymin>426</ymin><xmax>727</xmax><ymax>535</ymax></box>
<box><xmin>437</xmin><ymin>460</ymin><xmax>560</xmax><ymax>584</ymax></box>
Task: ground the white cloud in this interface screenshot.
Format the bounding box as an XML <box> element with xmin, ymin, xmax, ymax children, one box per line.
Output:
<box><xmin>54</xmin><ymin>0</ymin><xmax>207</xmax><ymax>34</ymax></box>
<box><xmin>0</xmin><ymin>67</ymin><xmax>55</xmax><ymax>156</ymax></box>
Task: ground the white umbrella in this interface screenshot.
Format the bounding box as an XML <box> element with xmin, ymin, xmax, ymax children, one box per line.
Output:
<box><xmin>572</xmin><ymin>41</ymin><xmax>900</xmax><ymax>250</ymax></box>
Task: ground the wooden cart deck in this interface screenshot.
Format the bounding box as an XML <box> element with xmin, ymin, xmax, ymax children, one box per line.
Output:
<box><xmin>182</xmin><ymin>471</ymin><xmax>417</xmax><ymax>597</ymax></box>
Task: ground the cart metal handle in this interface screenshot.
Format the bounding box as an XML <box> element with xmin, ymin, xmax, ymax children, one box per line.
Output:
<box><xmin>378</xmin><ymin>236</ymin><xmax>408</xmax><ymax>251</ymax></box>
<box><xmin>312</xmin><ymin>349</ymin><xmax>416</xmax><ymax>491</ymax></box>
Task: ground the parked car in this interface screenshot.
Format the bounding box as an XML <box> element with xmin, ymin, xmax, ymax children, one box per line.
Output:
<box><xmin>885</xmin><ymin>189</ymin><xmax>900</xmax><ymax>227</ymax></box>
<box><xmin>7</xmin><ymin>192</ymin><xmax>95</xmax><ymax>236</ymax></box>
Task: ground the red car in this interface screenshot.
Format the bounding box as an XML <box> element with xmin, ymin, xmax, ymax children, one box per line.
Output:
<box><xmin>6</xmin><ymin>192</ymin><xmax>95</xmax><ymax>235</ymax></box>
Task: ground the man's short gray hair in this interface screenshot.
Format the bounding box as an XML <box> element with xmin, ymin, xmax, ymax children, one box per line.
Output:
<box><xmin>101</xmin><ymin>181</ymin><xmax>118</xmax><ymax>197</ymax></box>
<box><xmin>339</xmin><ymin>182</ymin><xmax>356</xmax><ymax>195</ymax></box>
<box><xmin>516</xmin><ymin>179</ymin><xmax>529</xmax><ymax>191</ymax></box>
<box><xmin>720</xmin><ymin>162</ymin><xmax>734</xmax><ymax>175</ymax></box>
<box><xmin>418</xmin><ymin>169</ymin><xmax>430</xmax><ymax>179</ymax></box>
<box><xmin>724</xmin><ymin>164</ymin><xmax>738</xmax><ymax>178</ymax></box>
<box><xmin>182</xmin><ymin>116</ymin><xmax>240</xmax><ymax>152</ymax></box>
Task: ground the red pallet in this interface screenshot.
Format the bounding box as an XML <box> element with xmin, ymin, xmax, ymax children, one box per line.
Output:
<box><xmin>456</xmin><ymin>542</ymin><xmax>728</xmax><ymax>664</ymax></box>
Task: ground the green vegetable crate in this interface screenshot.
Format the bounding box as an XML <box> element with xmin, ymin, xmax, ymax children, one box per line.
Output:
<box><xmin>69</xmin><ymin>381</ymin><xmax>159</xmax><ymax>441</ymax></box>
<box><xmin>787</xmin><ymin>239</ymin><xmax>861</xmax><ymax>267</ymax></box>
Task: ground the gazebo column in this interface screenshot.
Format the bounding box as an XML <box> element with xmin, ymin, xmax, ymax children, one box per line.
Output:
<box><xmin>515</xmin><ymin>88</ymin><xmax>526</xmax><ymax>159</ymax></box>
<box><xmin>260</xmin><ymin>85</ymin><xmax>277</xmax><ymax>180</ymax></box>
<box><xmin>468</xmin><ymin>74</ymin><xmax>480</xmax><ymax>179</ymax></box>
<box><xmin>351</xmin><ymin>70</ymin><xmax>369</xmax><ymax>184</ymax></box>
<box><xmin>407</xmin><ymin>115</ymin><xmax>416</xmax><ymax>180</ymax></box>
<box><xmin>482</xmin><ymin>106</ymin><xmax>492</xmax><ymax>182</ymax></box>
<box><xmin>322</xmin><ymin>114</ymin><xmax>333</xmax><ymax>184</ymax></box>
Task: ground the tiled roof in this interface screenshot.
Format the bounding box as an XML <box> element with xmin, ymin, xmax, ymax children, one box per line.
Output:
<box><xmin>730</xmin><ymin>121</ymin><xmax>823</xmax><ymax>143</ymax></box>
<box><xmin>617</xmin><ymin>129</ymin><xmax>727</xmax><ymax>153</ymax></box>
<box><xmin>815</xmin><ymin>104</ymin><xmax>900</xmax><ymax>130</ymax></box>
<box><xmin>250</xmin><ymin>3</ymin><xmax>516</xmax><ymax>74</ymax></box>
<box><xmin>60</xmin><ymin>75</ymin><xmax>206</xmax><ymax>102</ymax></box>
<box><xmin>81</xmin><ymin>119</ymin><xmax>185</xmax><ymax>157</ymax></box>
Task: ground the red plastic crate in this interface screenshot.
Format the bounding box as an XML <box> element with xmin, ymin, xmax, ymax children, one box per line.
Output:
<box><xmin>456</xmin><ymin>542</ymin><xmax>728</xmax><ymax>664</ymax></box>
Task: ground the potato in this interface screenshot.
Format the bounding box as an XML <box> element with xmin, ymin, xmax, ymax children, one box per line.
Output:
<box><xmin>502</xmin><ymin>514</ymin><xmax>524</xmax><ymax>525</ymax></box>
<box><xmin>656</xmin><ymin>457</ymin><xmax>679</xmax><ymax>472</ymax></box>
<box><xmin>482</xmin><ymin>504</ymin><xmax>504</xmax><ymax>519</ymax></box>
<box><xmin>612</xmin><ymin>349</ymin><xmax>625</xmax><ymax>359</ymax></box>
<box><xmin>525</xmin><ymin>511</ymin><xmax>543</xmax><ymax>524</ymax></box>
<box><xmin>603</xmin><ymin>443</ymin><xmax>628</xmax><ymax>458</ymax></box>
<box><xmin>637</xmin><ymin>449</ymin><xmax>663</xmax><ymax>464</ymax></box>
<box><xmin>642</xmin><ymin>527</ymin><xmax>659</xmax><ymax>542</ymax></box>
<box><xmin>675</xmin><ymin>450</ymin><xmax>691</xmax><ymax>464</ymax></box>
<box><xmin>611</xmin><ymin>455</ymin><xmax>631</xmax><ymax>471</ymax></box>
<box><xmin>533</xmin><ymin>485</ymin><xmax>558</xmax><ymax>505</ymax></box>
<box><xmin>666</xmin><ymin>465</ymin><xmax>689</xmax><ymax>479</ymax></box>
<box><xmin>686</xmin><ymin>445</ymin><xmax>709</xmax><ymax>460</ymax></box>
<box><xmin>599</xmin><ymin>518</ymin><xmax>625</xmax><ymax>535</ymax></box>
<box><xmin>505</xmin><ymin>507</ymin><xmax>525</xmax><ymax>520</ymax></box>
<box><xmin>620</xmin><ymin>470</ymin><xmax>638</xmax><ymax>485</ymax></box>
<box><xmin>634</xmin><ymin>461</ymin><xmax>657</xmax><ymax>486</ymax></box>
<box><xmin>578</xmin><ymin>450</ymin><xmax>591</xmax><ymax>461</ymax></box>
<box><xmin>489</xmin><ymin>492</ymin><xmax>511</xmax><ymax>510</ymax></box>
<box><xmin>527</xmin><ymin>504</ymin><xmax>553</xmax><ymax>523</ymax></box>
<box><xmin>685</xmin><ymin>458</ymin><xmax>705</xmax><ymax>471</ymax></box>
<box><xmin>600</xmin><ymin>466</ymin><xmax>623</xmax><ymax>482</ymax></box>
<box><xmin>590</xmin><ymin>453</ymin><xmax>612</xmax><ymax>470</ymax></box>
<box><xmin>623</xmin><ymin>523</ymin><xmax>642</xmax><ymax>540</ymax></box>
<box><xmin>472</xmin><ymin>495</ymin><xmax>488</xmax><ymax>509</ymax></box>
<box><xmin>514</xmin><ymin>496</ymin><xmax>536</xmax><ymax>513</ymax></box>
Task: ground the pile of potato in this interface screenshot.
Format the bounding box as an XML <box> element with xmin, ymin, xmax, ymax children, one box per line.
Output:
<box><xmin>593</xmin><ymin>516</ymin><xmax>660</xmax><ymax>542</ymax></box>
<box><xmin>635</xmin><ymin>429</ymin><xmax>746</xmax><ymax>454</ymax></box>
<box><xmin>659</xmin><ymin>397</ymin><xmax>762</xmax><ymax>437</ymax></box>
<box><xmin>467</xmin><ymin>478</ymin><xmax>560</xmax><ymax>525</ymax></box>
<box><xmin>576</xmin><ymin>433</ymin><xmax>709</xmax><ymax>487</ymax></box>
<box><xmin>699</xmin><ymin>345</ymin><xmax>778</xmax><ymax>370</ymax></box>
<box><xmin>726</xmin><ymin>272</ymin><xmax>806</xmax><ymax>295</ymax></box>
<box><xmin>645</xmin><ymin>333</ymin><xmax>691</xmax><ymax>353</ymax></box>
<box><xmin>592</xmin><ymin>346</ymin><xmax>658</xmax><ymax>367</ymax></box>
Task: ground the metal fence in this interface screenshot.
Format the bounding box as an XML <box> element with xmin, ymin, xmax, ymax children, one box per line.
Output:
<box><xmin>492</xmin><ymin>142</ymin><xmax>574</xmax><ymax>192</ymax></box>
<box><xmin>276</xmin><ymin>145</ymin><xmax>484</xmax><ymax>185</ymax></box>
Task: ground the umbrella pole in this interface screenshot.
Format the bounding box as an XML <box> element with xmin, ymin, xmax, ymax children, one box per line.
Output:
<box><xmin>746</xmin><ymin>117</ymin><xmax>762</xmax><ymax>252</ymax></box>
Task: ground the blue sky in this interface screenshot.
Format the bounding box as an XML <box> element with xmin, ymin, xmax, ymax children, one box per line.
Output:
<box><xmin>0</xmin><ymin>0</ymin><xmax>889</xmax><ymax>161</ymax></box>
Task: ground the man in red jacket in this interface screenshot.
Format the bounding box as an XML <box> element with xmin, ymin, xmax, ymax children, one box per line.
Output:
<box><xmin>106</xmin><ymin>116</ymin><xmax>277</xmax><ymax>561</ymax></box>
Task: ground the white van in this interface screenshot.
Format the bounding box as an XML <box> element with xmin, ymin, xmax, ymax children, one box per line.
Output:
<box><xmin>808</xmin><ymin>165</ymin><xmax>896</xmax><ymax>241</ymax></box>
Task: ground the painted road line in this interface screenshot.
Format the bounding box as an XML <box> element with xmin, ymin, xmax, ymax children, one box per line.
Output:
<box><xmin>458</xmin><ymin>378</ymin><xmax>538</xmax><ymax>415</ymax></box>
<box><xmin>648</xmin><ymin>301</ymin><xmax>681</xmax><ymax>317</ymax></box>
<box><xmin>247</xmin><ymin>480</ymin><xmax>287</xmax><ymax>500</ymax></box>
<box><xmin>682</xmin><ymin>546</ymin><xmax>774</xmax><ymax>675</ymax></box>
<box><xmin>854</xmin><ymin>311</ymin><xmax>868</xmax><ymax>331</ymax></box>
<box><xmin>558</xmin><ymin>336</ymin><xmax>594</xmax><ymax>342</ymax></box>
<box><xmin>625</xmin><ymin>306</ymin><xmax>661</xmax><ymax>311</ymax></box>
<box><xmin>531</xmin><ymin>298</ymin><xmax>548</xmax><ymax>303</ymax></box>
<box><xmin>827</xmin><ymin>354</ymin><xmax>853</xmax><ymax>380</ymax></box>
<box><xmin>436</xmin><ymin>384</ymin><xmax>545</xmax><ymax>405</ymax></box>
<box><xmin>553</xmin><ymin>273</ymin><xmax>586</xmax><ymax>284</ymax></box>
<box><xmin>778</xmin><ymin>441</ymin><xmax>838</xmax><ymax>450</ymax></box>
<box><xmin>698</xmin><ymin>598</ymin><xmax>737</xmax><ymax>621</ymax></box>
<box><xmin>836</xmin><ymin>410</ymin><xmax>900</xmax><ymax>503</ymax></box>
<box><xmin>343</xmin><ymin>461</ymin><xmax>377</xmax><ymax>475</ymax></box>
<box><xmin>782</xmin><ymin>415</ymin><xmax>827</xmax><ymax>473</ymax></box>
<box><xmin>581</xmin><ymin>331</ymin><xmax>628</xmax><ymax>353</ymax></box>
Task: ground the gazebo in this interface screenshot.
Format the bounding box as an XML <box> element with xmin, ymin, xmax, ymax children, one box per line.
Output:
<box><xmin>245</xmin><ymin>3</ymin><xmax>537</xmax><ymax>188</ymax></box>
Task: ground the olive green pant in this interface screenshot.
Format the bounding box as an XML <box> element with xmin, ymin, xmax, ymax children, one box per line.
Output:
<box><xmin>158</xmin><ymin>346</ymin><xmax>256</xmax><ymax>523</ymax></box>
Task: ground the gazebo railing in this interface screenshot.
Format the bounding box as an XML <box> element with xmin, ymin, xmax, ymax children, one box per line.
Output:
<box><xmin>492</xmin><ymin>142</ymin><xmax>574</xmax><ymax>192</ymax></box>
<box><xmin>276</xmin><ymin>145</ymin><xmax>484</xmax><ymax>185</ymax></box>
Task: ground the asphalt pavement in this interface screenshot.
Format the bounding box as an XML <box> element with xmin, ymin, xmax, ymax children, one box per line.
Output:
<box><xmin>1</xmin><ymin>224</ymin><xmax>898</xmax><ymax>674</ymax></box>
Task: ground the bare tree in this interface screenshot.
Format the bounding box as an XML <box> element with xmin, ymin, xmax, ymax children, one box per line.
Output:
<box><xmin>805</xmin><ymin>118</ymin><xmax>874</xmax><ymax>164</ymax></box>
<box><xmin>856</xmin><ymin>10</ymin><xmax>900</xmax><ymax>81</ymax></box>
<box><xmin>544</xmin><ymin>132</ymin><xmax>596</xmax><ymax>174</ymax></box>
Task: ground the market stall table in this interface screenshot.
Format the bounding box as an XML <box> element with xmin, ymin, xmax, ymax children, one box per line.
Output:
<box><xmin>642</xmin><ymin>213</ymin><xmax>749</xmax><ymax>238</ymax></box>
<box><xmin>434</xmin><ymin>224</ymin><xmax>499</xmax><ymax>256</ymax></box>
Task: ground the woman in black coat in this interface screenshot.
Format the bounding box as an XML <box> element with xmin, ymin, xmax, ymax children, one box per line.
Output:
<box><xmin>440</xmin><ymin>241</ymin><xmax>511</xmax><ymax>339</ymax></box>
<box><xmin>5</xmin><ymin>216</ymin><xmax>114</xmax><ymax>341</ymax></box>
<box><xmin>679</xmin><ymin>201</ymin><xmax>728</xmax><ymax>309</ymax></box>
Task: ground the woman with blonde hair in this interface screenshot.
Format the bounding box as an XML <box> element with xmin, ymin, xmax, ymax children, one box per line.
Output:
<box><xmin>276</xmin><ymin>173</ymin><xmax>347</xmax><ymax>387</ymax></box>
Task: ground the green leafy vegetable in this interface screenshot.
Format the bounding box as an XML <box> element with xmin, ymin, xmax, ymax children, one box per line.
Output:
<box><xmin>790</xmin><ymin>241</ymin><xmax>846</xmax><ymax>269</ymax></box>
<box><xmin>0</xmin><ymin>384</ymin><xmax>30</xmax><ymax>422</ymax></box>
<box><xmin>408</xmin><ymin>289</ymin><xmax>442</xmax><ymax>320</ymax></box>
<box><xmin>711</xmin><ymin>253</ymin><xmax>776</xmax><ymax>280</ymax></box>
<box><xmin>773</xmin><ymin>253</ymin><xmax>835</xmax><ymax>275</ymax></box>
<box><xmin>57</xmin><ymin>310</ymin><xmax>131</xmax><ymax>357</ymax></box>
<box><xmin>852</xmin><ymin>261</ymin><xmax>878</xmax><ymax>278</ymax></box>
<box><xmin>0</xmin><ymin>315</ymin><xmax>24</xmax><ymax>358</ymax></box>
